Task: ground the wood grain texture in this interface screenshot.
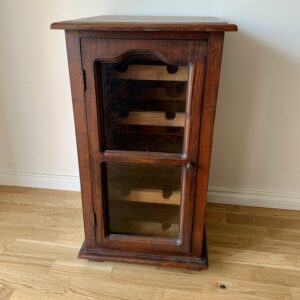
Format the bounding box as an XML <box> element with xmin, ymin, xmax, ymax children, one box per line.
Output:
<box><xmin>100</xmin><ymin>150</ymin><xmax>185</xmax><ymax>165</ymax></box>
<box><xmin>110</xmin><ymin>188</ymin><xmax>181</xmax><ymax>206</ymax></box>
<box><xmin>191</xmin><ymin>32</ymin><xmax>225</xmax><ymax>256</ymax></box>
<box><xmin>110</xmin><ymin>65</ymin><xmax>188</xmax><ymax>81</ymax></box>
<box><xmin>76</xmin><ymin>30</ymin><xmax>211</xmax><ymax>40</ymax></box>
<box><xmin>80</xmin><ymin>37</ymin><xmax>206</xmax><ymax>258</ymax></box>
<box><xmin>65</xmin><ymin>31</ymin><xmax>96</xmax><ymax>249</ymax></box>
<box><xmin>57</xmin><ymin>20</ymin><xmax>236</xmax><ymax>269</ymax></box>
<box><xmin>1</xmin><ymin>186</ymin><xmax>300</xmax><ymax>299</ymax></box>
<box><xmin>51</xmin><ymin>15</ymin><xmax>238</xmax><ymax>32</ymax></box>
<box><xmin>118</xmin><ymin>111</ymin><xmax>186</xmax><ymax>127</ymax></box>
<box><xmin>112</xmin><ymin>87</ymin><xmax>186</xmax><ymax>101</ymax></box>
<box><xmin>79</xmin><ymin>38</ymin><xmax>195</xmax><ymax>256</ymax></box>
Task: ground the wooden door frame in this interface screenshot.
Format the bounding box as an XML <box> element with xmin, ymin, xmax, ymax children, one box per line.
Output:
<box><xmin>80</xmin><ymin>37</ymin><xmax>207</xmax><ymax>254</ymax></box>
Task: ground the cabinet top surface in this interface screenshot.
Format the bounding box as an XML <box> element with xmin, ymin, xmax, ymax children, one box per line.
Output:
<box><xmin>51</xmin><ymin>15</ymin><xmax>238</xmax><ymax>32</ymax></box>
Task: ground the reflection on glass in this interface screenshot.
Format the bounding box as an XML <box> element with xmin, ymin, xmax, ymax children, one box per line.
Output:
<box><xmin>96</xmin><ymin>53</ymin><xmax>188</xmax><ymax>153</ymax></box>
<box><xmin>105</xmin><ymin>162</ymin><xmax>182</xmax><ymax>238</ymax></box>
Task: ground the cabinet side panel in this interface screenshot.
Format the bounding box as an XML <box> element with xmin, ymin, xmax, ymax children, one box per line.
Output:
<box><xmin>65</xmin><ymin>31</ymin><xmax>96</xmax><ymax>248</ymax></box>
<box><xmin>192</xmin><ymin>32</ymin><xmax>224</xmax><ymax>256</ymax></box>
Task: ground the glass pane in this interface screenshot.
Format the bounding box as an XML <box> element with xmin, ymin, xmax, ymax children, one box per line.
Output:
<box><xmin>104</xmin><ymin>162</ymin><xmax>182</xmax><ymax>238</ymax></box>
<box><xmin>96</xmin><ymin>53</ymin><xmax>188</xmax><ymax>153</ymax></box>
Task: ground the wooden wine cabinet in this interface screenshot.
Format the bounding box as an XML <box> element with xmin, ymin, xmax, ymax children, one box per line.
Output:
<box><xmin>51</xmin><ymin>16</ymin><xmax>238</xmax><ymax>270</ymax></box>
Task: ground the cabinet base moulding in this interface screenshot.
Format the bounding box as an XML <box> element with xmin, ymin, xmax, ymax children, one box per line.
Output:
<box><xmin>78</xmin><ymin>239</ymin><xmax>208</xmax><ymax>270</ymax></box>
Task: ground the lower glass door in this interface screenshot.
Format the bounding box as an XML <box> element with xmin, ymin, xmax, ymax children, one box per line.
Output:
<box><xmin>103</xmin><ymin>162</ymin><xmax>182</xmax><ymax>238</ymax></box>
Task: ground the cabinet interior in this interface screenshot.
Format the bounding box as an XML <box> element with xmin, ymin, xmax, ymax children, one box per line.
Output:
<box><xmin>96</xmin><ymin>53</ymin><xmax>188</xmax><ymax>153</ymax></box>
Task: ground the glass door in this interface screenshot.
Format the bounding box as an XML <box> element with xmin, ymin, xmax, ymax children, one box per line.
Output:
<box><xmin>105</xmin><ymin>162</ymin><xmax>182</xmax><ymax>239</ymax></box>
<box><xmin>81</xmin><ymin>39</ymin><xmax>207</xmax><ymax>254</ymax></box>
<box><xmin>99</xmin><ymin>54</ymin><xmax>187</xmax><ymax>153</ymax></box>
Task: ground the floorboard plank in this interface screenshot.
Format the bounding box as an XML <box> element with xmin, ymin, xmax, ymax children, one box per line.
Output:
<box><xmin>0</xmin><ymin>186</ymin><xmax>299</xmax><ymax>300</ymax></box>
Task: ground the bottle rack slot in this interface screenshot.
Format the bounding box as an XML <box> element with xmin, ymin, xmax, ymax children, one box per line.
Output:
<box><xmin>112</xmin><ymin>87</ymin><xmax>186</xmax><ymax>101</ymax></box>
<box><xmin>118</xmin><ymin>111</ymin><xmax>186</xmax><ymax>127</ymax></box>
<box><xmin>109</xmin><ymin>65</ymin><xmax>188</xmax><ymax>81</ymax></box>
<box><xmin>114</xmin><ymin>99</ymin><xmax>185</xmax><ymax>115</ymax></box>
<box><xmin>118</xmin><ymin>125</ymin><xmax>183</xmax><ymax>136</ymax></box>
<box><xmin>110</xmin><ymin>218</ymin><xmax>179</xmax><ymax>237</ymax></box>
<box><xmin>110</xmin><ymin>187</ymin><xmax>181</xmax><ymax>206</ymax></box>
<box><xmin>108</xmin><ymin>200</ymin><xmax>179</xmax><ymax>237</ymax></box>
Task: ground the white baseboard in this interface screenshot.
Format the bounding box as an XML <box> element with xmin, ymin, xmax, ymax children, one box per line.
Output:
<box><xmin>208</xmin><ymin>186</ymin><xmax>300</xmax><ymax>210</ymax></box>
<box><xmin>0</xmin><ymin>170</ymin><xmax>80</xmax><ymax>191</ymax></box>
<box><xmin>0</xmin><ymin>170</ymin><xmax>299</xmax><ymax>210</ymax></box>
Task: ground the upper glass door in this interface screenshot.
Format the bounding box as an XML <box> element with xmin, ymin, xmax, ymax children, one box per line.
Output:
<box><xmin>96</xmin><ymin>53</ymin><xmax>188</xmax><ymax>153</ymax></box>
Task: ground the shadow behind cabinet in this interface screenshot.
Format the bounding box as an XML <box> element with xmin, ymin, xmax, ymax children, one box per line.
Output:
<box><xmin>51</xmin><ymin>16</ymin><xmax>238</xmax><ymax>270</ymax></box>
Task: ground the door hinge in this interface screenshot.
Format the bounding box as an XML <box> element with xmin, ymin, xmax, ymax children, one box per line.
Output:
<box><xmin>82</xmin><ymin>69</ymin><xmax>87</xmax><ymax>91</ymax></box>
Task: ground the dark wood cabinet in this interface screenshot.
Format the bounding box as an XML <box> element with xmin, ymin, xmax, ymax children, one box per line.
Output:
<box><xmin>51</xmin><ymin>16</ymin><xmax>237</xmax><ymax>270</ymax></box>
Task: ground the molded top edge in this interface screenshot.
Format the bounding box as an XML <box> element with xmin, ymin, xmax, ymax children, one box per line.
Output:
<box><xmin>51</xmin><ymin>15</ymin><xmax>238</xmax><ymax>32</ymax></box>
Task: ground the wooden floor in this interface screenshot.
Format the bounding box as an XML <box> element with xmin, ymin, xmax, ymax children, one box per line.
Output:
<box><xmin>0</xmin><ymin>186</ymin><xmax>300</xmax><ymax>300</ymax></box>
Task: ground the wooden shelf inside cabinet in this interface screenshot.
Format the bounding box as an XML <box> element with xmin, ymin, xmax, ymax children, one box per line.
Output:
<box><xmin>109</xmin><ymin>201</ymin><xmax>179</xmax><ymax>238</ymax></box>
<box><xmin>110</xmin><ymin>65</ymin><xmax>188</xmax><ymax>81</ymax></box>
<box><xmin>110</xmin><ymin>188</ymin><xmax>181</xmax><ymax>206</ymax></box>
<box><xmin>118</xmin><ymin>125</ymin><xmax>184</xmax><ymax>137</ymax></box>
<box><xmin>111</xmin><ymin>219</ymin><xmax>179</xmax><ymax>238</ymax></box>
<box><xmin>108</xmin><ymin>168</ymin><xmax>181</xmax><ymax>205</ymax></box>
<box><xmin>118</xmin><ymin>111</ymin><xmax>186</xmax><ymax>127</ymax></box>
<box><xmin>52</xmin><ymin>15</ymin><xmax>237</xmax><ymax>270</ymax></box>
<box><xmin>112</xmin><ymin>87</ymin><xmax>186</xmax><ymax>102</ymax></box>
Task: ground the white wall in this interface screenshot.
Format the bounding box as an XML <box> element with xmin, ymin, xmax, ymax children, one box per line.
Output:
<box><xmin>1</xmin><ymin>0</ymin><xmax>300</xmax><ymax>209</ymax></box>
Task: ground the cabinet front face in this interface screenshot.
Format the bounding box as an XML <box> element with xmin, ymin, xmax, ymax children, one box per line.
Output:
<box><xmin>81</xmin><ymin>38</ymin><xmax>206</xmax><ymax>254</ymax></box>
